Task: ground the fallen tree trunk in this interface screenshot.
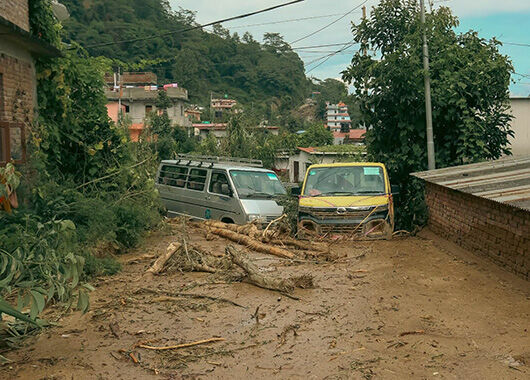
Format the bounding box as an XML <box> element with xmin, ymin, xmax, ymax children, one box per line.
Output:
<box><xmin>204</xmin><ymin>220</ymin><xmax>327</xmax><ymax>253</ymax></box>
<box><xmin>204</xmin><ymin>220</ymin><xmax>260</xmax><ymax>238</ymax></box>
<box><xmin>210</xmin><ymin>227</ymin><xmax>293</xmax><ymax>259</ymax></box>
<box><xmin>146</xmin><ymin>242</ymin><xmax>182</xmax><ymax>275</ymax></box>
<box><xmin>226</xmin><ymin>245</ymin><xmax>294</xmax><ymax>293</ymax></box>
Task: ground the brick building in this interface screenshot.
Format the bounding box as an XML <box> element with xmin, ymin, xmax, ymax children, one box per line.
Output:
<box><xmin>0</xmin><ymin>0</ymin><xmax>61</xmax><ymax>165</ymax></box>
<box><xmin>412</xmin><ymin>155</ymin><xmax>530</xmax><ymax>280</ymax></box>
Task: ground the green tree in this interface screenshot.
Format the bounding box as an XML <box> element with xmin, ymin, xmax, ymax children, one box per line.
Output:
<box><xmin>342</xmin><ymin>0</ymin><xmax>513</xmax><ymax>229</ymax></box>
<box><xmin>298</xmin><ymin>124</ymin><xmax>333</xmax><ymax>147</ymax></box>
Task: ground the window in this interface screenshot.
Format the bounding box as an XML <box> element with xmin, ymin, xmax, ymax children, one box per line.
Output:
<box><xmin>159</xmin><ymin>165</ymin><xmax>188</xmax><ymax>187</ymax></box>
<box><xmin>124</xmin><ymin>105</ymin><xmax>130</xmax><ymax>113</ymax></box>
<box><xmin>187</xmin><ymin>168</ymin><xmax>208</xmax><ymax>191</ymax></box>
<box><xmin>215</xmin><ymin>111</ymin><xmax>223</xmax><ymax>118</ymax></box>
<box><xmin>0</xmin><ymin>122</ymin><xmax>26</xmax><ymax>165</ymax></box>
<box><xmin>145</xmin><ymin>105</ymin><xmax>153</xmax><ymax>114</ymax></box>
<box><xmin>180</xmin><ymin>104</ymin><xmax>183</xmax><ymax>116</ymax></box>
<box><xmin>209</xmin><ymin>172</ymin><xmax>230</xmax><ymax>195</ymax></box>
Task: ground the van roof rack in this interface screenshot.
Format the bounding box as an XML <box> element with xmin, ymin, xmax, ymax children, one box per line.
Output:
<box><xmin>175</xmin><ymin>154</ymin><xmax>263</xmax><ymax>168</ymax></box>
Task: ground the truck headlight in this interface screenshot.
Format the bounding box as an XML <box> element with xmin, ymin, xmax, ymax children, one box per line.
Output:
<box><xmin>247</xmin><ymin>214</ymin><xmax>264</xmax><ymax>223</ymax></box>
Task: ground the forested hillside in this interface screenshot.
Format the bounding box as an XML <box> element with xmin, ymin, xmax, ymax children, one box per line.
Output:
<box><xmin>60</xmin><ymin>0</ymin><xmax>311</xmax><ymax>109</ymax></box>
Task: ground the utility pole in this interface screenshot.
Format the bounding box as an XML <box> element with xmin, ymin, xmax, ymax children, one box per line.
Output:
<box><xmin>362</xmin><ymin>5</ymin><xmax>367</xmax><ymax>56</ymax></box>
<box><xmin>420</xmin><ymin>0</ymin><xmax>435</xmax><ymax>170</ymax></box>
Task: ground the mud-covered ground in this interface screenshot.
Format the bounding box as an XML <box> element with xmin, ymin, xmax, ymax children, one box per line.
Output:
<box><xmin>1</xmin><ymin>225</ymin><xmax>529</xmax><ymax>380</ymax></box>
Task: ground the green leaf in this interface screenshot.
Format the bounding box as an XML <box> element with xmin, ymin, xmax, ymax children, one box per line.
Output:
<box><xmin>0</xmin><ymin>298</ymin><xmax>40</xmax><ymax>326</ymax></box>
<box><xmin>31</xmin><ymin>290</ymin><xmax>46</xmax><ymax>314</ymax></box>
<box><xmin>76</xmin><ymin>290</ymin><xmax>90</xmax><ymax>313</ymax></box>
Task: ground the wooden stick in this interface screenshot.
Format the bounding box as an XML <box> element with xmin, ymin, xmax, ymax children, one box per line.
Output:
<box><xmin>138</xmin><ymin>288</ymin><xmax>246</xmax><ymax>308</ymax></box>
<box><xmin>146</xmin><ymin>242</ymin><xmax>182</xmax><ymax>275</ymax></box>
<box><xmin>138</xmin><ymin>337</ymin><xmax>225</xmax><ymax>350</ymax></box>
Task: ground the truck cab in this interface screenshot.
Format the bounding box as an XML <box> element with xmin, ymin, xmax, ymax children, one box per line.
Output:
<box><xmin>297</xmin><ymin>162</ymin><xmax>395</xmax><ymax>239</ymax></box>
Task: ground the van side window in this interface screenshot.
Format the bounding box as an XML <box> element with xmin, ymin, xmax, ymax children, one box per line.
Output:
<box><xmin>159</xmin><ymin>166</ymin><xmax>188</xmax><ymax>187</ymax></box>
<box><xmin>209</xmin><ymin>172</ymin><xmax>230</xmax><ymax>194</ymax></box>
<box><xmin>187</xmin><ymin>168</ymin><xmax>207</xmax><ymax>191</ymax></box>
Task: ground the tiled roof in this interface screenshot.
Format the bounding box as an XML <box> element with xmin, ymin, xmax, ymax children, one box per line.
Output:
<box><xmin>332</xmin><ymin>129</ymin><xmax>366</xmax><ymax>140</ymax></box>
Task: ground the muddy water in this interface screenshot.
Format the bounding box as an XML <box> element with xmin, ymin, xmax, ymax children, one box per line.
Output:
<box><xmin>1</xmin><ymin>228</ymin><xmax>528</xmax><ymax>379</ymax></box>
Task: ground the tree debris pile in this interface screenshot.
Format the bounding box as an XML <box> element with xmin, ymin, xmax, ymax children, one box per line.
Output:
<box><xmin>148</xmin><ymin>218</ymin><xmax>322</xmax><ymax>297</ymax></box>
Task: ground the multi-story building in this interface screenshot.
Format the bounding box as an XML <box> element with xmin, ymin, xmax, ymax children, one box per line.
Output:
<box><xmin>211</xmin><ymin>97</ymin><xmax>237</xmax><ymax>120</ymax></box>
<box><xmin>105</xmin><ymin>72</ymin><xmax>191</xmax><ymax>142</ymax></box>
<box><xmin>0</xmin><ymin>0</ymin><xmax>62</xmax><ymax>166</ymax></box>
<box><xmin>326</xmin><ymin>101</ymin><xmax>352</xmax><ymax>132</ymax></box>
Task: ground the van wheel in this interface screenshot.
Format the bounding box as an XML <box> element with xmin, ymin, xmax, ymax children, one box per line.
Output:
<box><xmin>221</xmin><ymin>218</ymin><xmax>234</xmax><ymax>224</ymax></box>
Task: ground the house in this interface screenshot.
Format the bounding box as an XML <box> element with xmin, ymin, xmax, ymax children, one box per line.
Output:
<box><xmin>326</xmin><ymin>101</ymin><xmax>352</xmax><ymax>132</ymax></box>
<box><xmin>105</xmin><ymin>72</ymin><xmax>191</xmax><ymax>142</ymax></box>
<box><xmin>412</xmin><ymin>155</ymin><xmax>530</xmax><ymax>280</ymax></box>
<box><xmin>508</xmin><ymin>97</ymin><xmax>530</xmax><ymax>156</ymax></box>
<box><xmin>275</xmin><ymin>145</ymin><xmax>367</xmax><ymax>183</ymax></box>
<box><xmin>185</xmin><ymin>107</ymin><xmax>202</xmax><ymax>122</ymax></box>
<box><xmin>0</xmin><ymin>0</ymin><xmax>62</xmax><ymax>166</ymax></box>
<box><xmin>211</xmin><ymin>97</ymin><xmax>237</xmax><ymax>120</ymax></box>
<box><xmin>333</xmin><ymin>129</ymin><xmax>366</xmax><ymax>145</ymax></box>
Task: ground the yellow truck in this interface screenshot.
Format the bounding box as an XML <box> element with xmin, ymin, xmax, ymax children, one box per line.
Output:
<box><xmin>296</xmin><ymin>162</ymin><xmax>397</xmax><ymax>239</ymax></box>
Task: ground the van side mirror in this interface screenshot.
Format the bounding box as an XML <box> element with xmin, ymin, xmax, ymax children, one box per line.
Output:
<box><xmin>291</xmin><ymin>186</ymin><xmax>301</xmax><ymax>196</ymax></box>
<box><xmin>391</xmin><ymin>184</ymin><xmax>400</xmax><ymax>196</ymax></box>
<box><xmin>221</xmin><ymin>183</ymin><xmax>232</xmax><ymax>197</ymax></box>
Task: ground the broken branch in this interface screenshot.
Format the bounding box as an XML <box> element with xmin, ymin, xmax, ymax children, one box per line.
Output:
<box><xmin>146</xmin><ymin>242</ymin><xmax>182</xmax><ymax>275</ymax></box>
<box><xmin>138</xmin><ymin>337</ymin><xmax>225</xmax><ymax>351</ymax></box>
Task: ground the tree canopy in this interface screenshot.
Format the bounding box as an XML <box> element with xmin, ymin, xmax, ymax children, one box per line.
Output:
<box><xmin>342</xmin><ymin>0</ymin><xmax>514</xmax><ymax>228</ymax></box>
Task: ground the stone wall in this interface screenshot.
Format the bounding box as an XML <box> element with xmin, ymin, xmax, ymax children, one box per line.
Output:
<box><xmin>425</xmin><ymin>182</ymin><xmax>530</xmax><ymax>280</ymax></box>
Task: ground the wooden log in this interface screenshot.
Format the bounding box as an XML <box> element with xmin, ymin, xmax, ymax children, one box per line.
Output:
<box><xmin>146</xmin><ymin>242</ymin><xmax>182</xmax><ymax>275</ymax></box>
<box><xmin>204</xmin><ymin>220</ymin><xmax>260</xmax><ymax>238</ymax></box>
<box><xmin>210</xmin><ymin>228</ymin><xmax>293</xmax><ymax>259</ymax></box>
<box><xmin>204</xmin><ymin>220</ymin><xmax>327</xmax><ymax>254</ymax></box>
<box><xmin>226</xmin><ymin>245</ymin><xmax>294</xmax><ymax>294</ymax></box>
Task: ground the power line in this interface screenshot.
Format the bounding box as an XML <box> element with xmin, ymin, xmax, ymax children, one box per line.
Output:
<box><xmin>217</xmin><ymin>12</ymin><xmax>351</xmax><ymax>30</ymax></box>
<box><xmin>76</xmin><ymin>0</ymin><xmax>305</xmax><ymax>49</ymax></box>
<box><xmin>502</xmin><ymin>41</ymin><xmax>530</xmax><ymax>48</ymax></box>
<box><xmin>290</xmin><ymin>0</ymin><xmax>369</xmax><ymax>45</ymax></box>
<box><xmin>292</xmin><ymin>42</ymin><xmax>357</xmax><ymax>50</ymax></box>
<box><xmin>305</xmin><ymin>41</ymin><xmax>357</xmax><ymax>73</ymax></box>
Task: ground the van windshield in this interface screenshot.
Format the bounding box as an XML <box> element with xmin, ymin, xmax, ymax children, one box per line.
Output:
<box><xmin>230</xmin><ymin>170</ymin><xmax>286</xmax><ymax>199</ymax></box>
<box><xmin>303</xmin><ymin>166</ymin><xmax>387</xmax><ymax>197</ymax></box>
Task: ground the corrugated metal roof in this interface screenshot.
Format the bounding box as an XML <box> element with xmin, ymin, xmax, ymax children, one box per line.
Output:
<box><xmin>411</xmin><ymin>155</ymin><xmax>530</xmax><ymax>211</ymax></box>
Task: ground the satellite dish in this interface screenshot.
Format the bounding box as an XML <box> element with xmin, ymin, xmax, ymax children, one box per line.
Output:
<box><xmin>51</xmin><ymin>1</ymin><xmax>69</xmax><ymax>21</ymax></box>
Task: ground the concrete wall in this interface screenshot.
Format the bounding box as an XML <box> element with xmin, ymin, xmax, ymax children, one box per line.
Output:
<box><xmin>425</xmin><ymin>182</ymin><xmax>530</xmax><ymax>280</ymax></box>
<box><xmin>509</xmin><ymin>98</ymin><xmax>530</xmax><ymax>156</ymax></box>
<box><xmin>0</xmin><ymin>0</ymin><xmax>30</xmax><ymax>31</ymax></box>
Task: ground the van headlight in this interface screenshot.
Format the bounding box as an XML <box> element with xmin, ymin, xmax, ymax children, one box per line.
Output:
<box><xmin>247</xmin><ymin>214</ymin><xmax>264</xmax><ymax>223</ymax></box>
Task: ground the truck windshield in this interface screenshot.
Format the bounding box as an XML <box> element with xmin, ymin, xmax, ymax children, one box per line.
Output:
<box><xmin>303</xmin><ymin>166</ymin><xmax>387</xmax><ymax>197</ymax></box>
<box><xmin>230</xmin><ymin>170</ymin><xmax>286</xmax><ymax>199</ymax></box>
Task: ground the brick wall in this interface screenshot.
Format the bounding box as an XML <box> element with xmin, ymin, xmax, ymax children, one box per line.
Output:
<box><xmin>425</xmin><ymin>182</ymin><xmax>530</xmax><ymax>280</ymax></box>
<box><xmin>0</xmin><ymin>0</ymin><xmax>30</xmax><ymax>32</ymax></box>
<box><xmin>0</xmin><ymin>53</ymin><xmax>34</xmax><ymax>124</ymax></box>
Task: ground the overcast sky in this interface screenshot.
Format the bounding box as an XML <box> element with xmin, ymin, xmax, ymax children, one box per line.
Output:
<box><xmin>170</xmin><ymin>0</ymin><xmax>530</xmax><ymax>95</ymax></box>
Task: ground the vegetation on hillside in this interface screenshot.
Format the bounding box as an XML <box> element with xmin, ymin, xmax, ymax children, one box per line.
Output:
<box><xmin>59</xmin><ymin>0</ymin><xmax>311</xmax><ymax>113</ymax></box>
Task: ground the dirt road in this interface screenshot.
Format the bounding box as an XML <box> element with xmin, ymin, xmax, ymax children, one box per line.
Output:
<box><xmin>1</xmin><ymin>226</ymin><xmax>529</xmax><ymax>379</ymax></box>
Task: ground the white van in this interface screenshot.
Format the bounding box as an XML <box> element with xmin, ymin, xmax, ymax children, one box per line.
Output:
<box><xmin>155</xmin><ymin>155</ymin><xmax>286</xmax><ymax>224</ymax></box>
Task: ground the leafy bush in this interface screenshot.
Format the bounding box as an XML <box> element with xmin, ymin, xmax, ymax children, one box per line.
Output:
<box><xmin>0</xmin><ymin>213</ymin><xmax>93</xmax><ymax>323</ymax></box>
